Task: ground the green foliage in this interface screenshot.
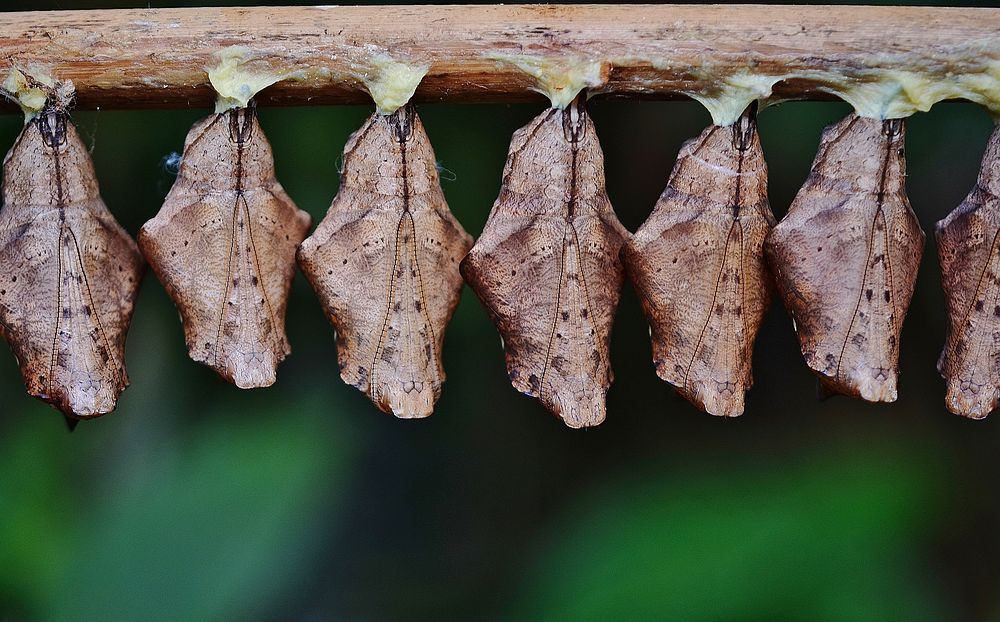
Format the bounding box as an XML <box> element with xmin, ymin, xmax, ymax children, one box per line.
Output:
<box><xmin>511</xmin><ymin>444</ymin><xmax>948</xmax><ymax>622</ymax></box>
<box><xmin>0</xmin><ymin>398</ymin><xmax>356</xmax><ymax>621</ymax></box>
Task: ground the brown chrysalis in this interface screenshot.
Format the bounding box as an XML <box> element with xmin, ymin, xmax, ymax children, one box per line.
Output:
<box><xmin>0</xmin><ymin>104</ymin><xmax>144</xmax><ymax>419</ymax></box>
<box><xmin>461</xmin><ymin>100</ymin><xmax>629</xmax><ymax>428</ymax></box>
<box><xmin>765</xmin><ymin>113</ymin><xmax>924</xmax><ymax>402</ymax></box>
<box><xmin>138</xmin><ymin>104</ymin><xmax>311</xmax><ymax>388</ymax></box>
<box><xmin>623</xmin><ymin>105</ymin><xmax>775</xmax><ymax>417</ymax></box>
<box><xmin>298</xmin><ymin>105</ymin><xmax>472</xmax><ymax>418</ymax></box>
<box><xmin>936</xmin><ymin>125</ymin><xmax>1000</xmax><ymax>419</ymax></box>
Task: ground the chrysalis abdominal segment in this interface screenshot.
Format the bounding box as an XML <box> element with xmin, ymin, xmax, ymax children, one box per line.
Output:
<box><xmin>298</xmin><ymin>104</ymin><xmax>472</xmax><ymax>419</ymax></box>
<box><xmin>936</xmin><ymin>125</ymin><xmax>1000</xmax><ymax>419</ymax></box>
<box><xmin>624</xmin><ymin>104</ymin><xmax>775</xmax><ymax>417</ymax></box>
<box><xmin>0</xmin><ymin>102</ymin><xmax>144</xmax><ymax>419</ymax></box>
<box><xmin>766</xmin><ymin>113</ymin><xmax>924</xmax><ymax>403</ymax></box>
<box><xmin>461</xmin><ymin>98</ymin><xmax>628</xmax><ymax>428</ymax></box>
<box><xmin>138</xmin><ymin>102</ymin><xmax>311</xmax><ymax>389</ymax></box>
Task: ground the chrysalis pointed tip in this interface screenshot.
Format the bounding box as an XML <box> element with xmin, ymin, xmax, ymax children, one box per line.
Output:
<box><xmin>816</xmin><ymin>379</ymin><xmax>840</xmax><ymax>402</ymax></box>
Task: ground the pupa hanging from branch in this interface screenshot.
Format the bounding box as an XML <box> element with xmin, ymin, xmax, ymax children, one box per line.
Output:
<box><xmin>623</xmin><ymin>104</ymin><xmax>775</xmax><ymax>417</ymax></box>
<box><xmin>936</xmin><ymin>125</ymin><xmax>1000</xmax><ymax>419</ymax></box>
<box><xmin>0</xmin><ymin>75</ymin><xmax>144</xmax><ymax>419</ymax></box>
<box><xmin>461</xmin><ymin>98</ymin><xmax>629</xmax><ymax>428</ymax></box>
<box><xmin>298</xmin><ymin>104</ymin><xmax>472</xmax><ymax>418</ymax></box>
<box><xmin>138</xmin><ymin>102</ymin><xmax>311</xmax><ymax>388</ymax></box>
<box><xmin>765</xmin><ymin>113</ymin><xmax>924</xmax><ymax>402</ymax></box>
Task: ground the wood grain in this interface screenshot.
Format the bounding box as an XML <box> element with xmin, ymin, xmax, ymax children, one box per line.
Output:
<box><xmin>0</xmin><ymin>5</ymin><xmax>997</xmax><ymax>109</ymax></box>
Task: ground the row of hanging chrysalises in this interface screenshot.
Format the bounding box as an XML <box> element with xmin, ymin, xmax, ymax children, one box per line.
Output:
<box><xmin>1</xmin><ymin>64</ymin><xmax>998</xmax><ymax>429</ymax></box>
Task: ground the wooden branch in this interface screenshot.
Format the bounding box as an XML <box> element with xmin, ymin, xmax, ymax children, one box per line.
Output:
<box><xmin>0</xmin><ymin>4</ymin><xmax>998</xmax><ymax>110</ymax></box>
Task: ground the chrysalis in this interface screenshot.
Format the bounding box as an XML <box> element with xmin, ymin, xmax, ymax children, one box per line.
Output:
<box><xmin>765</xmin><ymin>113</ymin><xmax>925</xmax><ymax>402</ymax></box>
<box><xmin>298</xmin><ymin>105</ymin><xmax>472</xmax><ymax>419</ymax></box>
<box><xmin>623</xmin><ymin>105</ymin><xmax>775</xmax><ymax>417</ymax></box>
<box><xmin>936</xmin><ymin>125</ymin><xmax>1000</xmax><ymax>419</ymax></box>
<box><xmin>138</xmin><ymin>104</ymin><xmax>310</xmax><ymax>389</ymax></box>
<box><xmin>461</xmin><ymin>100</ymin><xmax>629</xmax><ymax>428</ymax></box>
<box><xmin>0</xmin><ymin>103</ymin><xmax>144</xmax><ymax>419</ymax></box>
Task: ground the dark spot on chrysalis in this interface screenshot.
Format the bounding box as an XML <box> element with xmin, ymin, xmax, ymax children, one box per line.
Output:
<box><xmin>528</xmin><ymin>373</ymin><xmax>541</xmax><ymax>392</ymax></box>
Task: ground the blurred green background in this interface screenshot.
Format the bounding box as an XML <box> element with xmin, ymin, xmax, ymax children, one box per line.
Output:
<box><xmin>2</xmin><ymin>0</ymin><xmax>1000</xmax><ymax>620</ymax></box>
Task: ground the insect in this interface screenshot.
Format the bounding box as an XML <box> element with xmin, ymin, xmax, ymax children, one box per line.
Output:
<box><xmin>0</xmin><ymin>104</ymin><xmax>144</xmax><ymax>420</ymax></box>
<box><xmin>461</xmin><ymin>99</ymin><xmax>628</xmax><ymax>428</ymax></box>
<box><xmin>766</xmin><ymin>113</ymin><xmax>924</xmax><ymax>402</ymax></box>
<box><xmin>623</xmin><ymin>105</ymin><xmax>775</xmax><ymax>417</ymax></box>
<box><xmin>138</xmin><ymin>103</ymin><xmax>311</xmax><ymax>388</ymax></box>
<box><xmin>298</xmin><ymin>104</ymin><xmax>472</xmax><ymax>418</ymax></box>
<box><xmin>936</xmin><ymin>125</ymin><xmax>1000</xmax><ymax>419</ymax></box>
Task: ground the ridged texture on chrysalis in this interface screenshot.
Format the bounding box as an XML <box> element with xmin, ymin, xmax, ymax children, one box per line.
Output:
<box><xmin>139</xmin><ymin>105</ymin><xmax>311</xmax><ymax>389</ymax></box>
<box><xmin>461</xmin><ymin>101</ymin><xmax>628</xmax><ymax>428</ymax></box>
<box><xmin>624</xmin><ymin>106</ymin><xmax>775</xmax><ymax>417</ymax></box>
<box><xmin>0</xmin><ymin>108</ymin><xmax>144</xmax><ymax>418</ymax></box>
<box><xmin>936</xmin><ymin>125</ymin><xmax>1000</xmax><ymax>419</ymax></box>
<box><xmin>298</xmin><ymin>105</ymin><xmax>472</xmax><ymax>419</ymax></box>
<box><xmin>766</xmin><ymin>113</ymin><xmax>924</xmax><ymax>402</ymax></box>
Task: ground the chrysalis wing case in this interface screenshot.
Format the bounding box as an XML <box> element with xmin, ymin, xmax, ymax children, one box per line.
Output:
<box><xmin>298</xmin><ymin>104</ymin><xmax>472</xmax><ymax>419</ymax></box>
<box><xmin>0</xmin><ymin>106</ymin><xmax>144</xmax><ymax>418</ymax></box>
<box><xmin>461</xmin><ymin>100</ymin><xmax>629</xmax><ymax>429</ymax></box>
<box><xmin>623</xmin><ymin>105</ymin><xmax>775</xmax><ymax>417</ymax></box>
<box><xmin>936</xmin><ymin>125</ymin><xmax>1000</xmax><ymax>419</ymax></box>
<box><xmin>138</xmin><ymin>103</ymin><xmax>311</xmax><ymax>389</ymax></box>
<box><xmin>766</xmin><ymin>113</ymin><xmax>924</xmax><ymax>402</ymax></box>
